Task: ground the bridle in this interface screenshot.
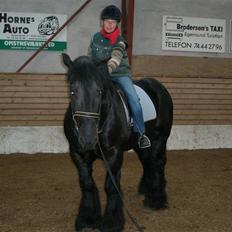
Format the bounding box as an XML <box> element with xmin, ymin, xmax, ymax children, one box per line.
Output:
<box><xmin>73</xmin><ymin>111</ymin><xmax>100</xmax><ymax>119</ymax></box>
<box><xmin>72</xmin><ymin>101</ymin><xmax>102</xmax><ymax>134</ymax></box>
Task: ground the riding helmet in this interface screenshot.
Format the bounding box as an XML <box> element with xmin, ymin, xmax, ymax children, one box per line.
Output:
<box><xmin>100</xmin><ymin>5</ymin><xmax>122</xmax><ymax>22</ymax></box>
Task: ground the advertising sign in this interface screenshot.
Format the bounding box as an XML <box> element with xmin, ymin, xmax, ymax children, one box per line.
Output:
<box><xmin>162</xmin><ymin>16</ymin><xmax>226</xmax><ymax>53</ymax></box>
<box><xmin>230</xmin><ymin>20</ymin><xmax>232</xmax><ymax>53</ymax></box>
<box><xmin>0</xmin><ymin>12</ymin><xmax>67</xmax><ymax>51</ymax></box>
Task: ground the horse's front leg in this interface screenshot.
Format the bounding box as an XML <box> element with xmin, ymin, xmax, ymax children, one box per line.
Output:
<box><xmin>70</xmin><ymin>150</ymin><xmax>102</xmax><ymax>231</ymax></box>
<box><xmin>100</xmin><ymin>149</ymin><xmax>124</xmax><ymax>232</ymax></box>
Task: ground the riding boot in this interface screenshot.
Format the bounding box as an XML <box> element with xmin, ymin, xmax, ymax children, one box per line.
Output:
<box><xmin>138</xmin><ymin>134</ymin><xmax>151</xmax><ymax>149</ymax></box>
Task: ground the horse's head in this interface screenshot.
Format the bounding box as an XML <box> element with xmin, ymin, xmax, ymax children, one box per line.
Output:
<box><xmin>62</xmin><ymin>53</ymin><xmax>104</xmax><ymax>152</ymax></box>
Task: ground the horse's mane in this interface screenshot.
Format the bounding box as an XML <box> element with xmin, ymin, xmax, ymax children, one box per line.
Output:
<box><xmin>70</xmin><ymin>56</ymin><xmax>99</xmax><ymax>84</ymax></box>
<box><xmin>71</xmin><ymin>55</ymin><xmax>113</xmax><ymax>92</ymax></box>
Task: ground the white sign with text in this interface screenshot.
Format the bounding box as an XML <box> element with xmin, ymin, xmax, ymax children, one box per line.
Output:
<box><xmin>162</xmin><ymin>16</ymin><xmax>226</xmax><ymax>53</ymax></box>
<box><xmin>230</xmin><ymin>20</ymin><xmax>232</xmax><ymax>52</ymax></box>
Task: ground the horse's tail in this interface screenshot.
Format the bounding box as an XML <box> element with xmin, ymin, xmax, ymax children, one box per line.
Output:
<box><xmin>136</xmin><ymin>77</ymin><xmax>173</xmax><ymax>137</ymax></box>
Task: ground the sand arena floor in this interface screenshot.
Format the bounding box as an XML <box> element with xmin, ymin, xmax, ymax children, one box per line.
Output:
<box><xmin>1</xmin><ymin>149</ymin><xmax>232</xmax><ymax>232</ymax></box>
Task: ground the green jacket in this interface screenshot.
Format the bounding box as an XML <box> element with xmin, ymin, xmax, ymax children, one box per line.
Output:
<box><xmin>88</xmin><ymin>32</ymin><xmax>131</xmax><ymax>78</ymax></box>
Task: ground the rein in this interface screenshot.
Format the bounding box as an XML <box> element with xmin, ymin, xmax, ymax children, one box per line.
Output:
<box><xmin>98</xmin><ymin>142</ymin><xmax>145</xmax><ymax>232</ymax></box>
<box><xmin>72</xmin><ymin>110</ymin><xmax>144</xmax><ymax>231</ymax></box>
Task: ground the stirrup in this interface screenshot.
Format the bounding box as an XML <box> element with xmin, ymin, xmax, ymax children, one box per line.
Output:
<box><xmin>138</xmin><ymin>134</ymin><xmax>151</xmax><ymax>149</ymax></box>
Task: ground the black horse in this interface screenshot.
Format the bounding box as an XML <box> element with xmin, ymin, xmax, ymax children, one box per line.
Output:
<box><xmin>62</xmin><ymin>53</ymin><xmax>173</xmax><ymax>232</ymax></box>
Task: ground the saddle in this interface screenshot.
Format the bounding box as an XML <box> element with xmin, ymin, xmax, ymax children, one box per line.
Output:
<box><xmin>117</xmin><ymin>85</ymin><xmax>157</xmax><ymax>126</ymax></box>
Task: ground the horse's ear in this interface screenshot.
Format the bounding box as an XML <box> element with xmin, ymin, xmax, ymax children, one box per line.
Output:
<box><xmin>62</xmin><ymin>53</ymin><xmax>73</xmax><ymax>68</ymax></box>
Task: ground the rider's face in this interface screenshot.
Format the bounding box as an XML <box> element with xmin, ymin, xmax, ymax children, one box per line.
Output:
<box><xmin>102</xmin><ymin>19</ymin><xmax>117</xmax><ymax>33</ymax></box>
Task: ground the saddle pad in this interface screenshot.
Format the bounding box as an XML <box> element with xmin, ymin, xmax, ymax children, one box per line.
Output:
<box><xmin>119</xmin><ymin>85</ymin><xmax>157</xmax><ymax>123</ymax></box>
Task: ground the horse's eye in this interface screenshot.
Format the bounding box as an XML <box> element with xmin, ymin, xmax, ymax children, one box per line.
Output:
<box><xmin>70</xmin><ymin>89</ymin><xmax>78</xmax><ymax>96</ymax></box>
<box><xmin>98</xmin><ymin>89</ymin><xmax>103</xmax><ymax>95</ymax></box>
<box><xmin>70</xmin><ymin>91</ymin><xmax>75</xmax><ymax>96</ymax></box>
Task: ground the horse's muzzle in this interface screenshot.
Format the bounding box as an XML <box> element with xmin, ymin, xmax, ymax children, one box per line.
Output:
<box><xmin>72</xmin><ymin>110</ymin><xmax>101</xmax><ymax>151</ymax></box>
<box><xmin>72</xmin><ymin>123</ymin><xmax>99</xmax><ymax>152</ymax></box>
<box><xmin>77</xmin><ymin>133</ymin><xmax>98</xmax><ymax>151</ymax></box>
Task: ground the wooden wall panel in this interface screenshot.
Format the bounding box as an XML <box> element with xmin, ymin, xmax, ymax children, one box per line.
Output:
<box><xmin>0</xmin><ymin>55</ymin><xmax>232</xmax><ymax>126</ymax></box>
<box><xmin>132</xmin><ymin>56</ymin><xmax>232</xmax><ymax>125</ymax></box>
<box><xmin>0</xmin><ymin>73</ymin><xmax>68</xmax><ymax>126</ymax></box>
<box><xmin>132</xmin><ymin>55</ymin><xmax>232</xmax><ymax>77</ymax></box>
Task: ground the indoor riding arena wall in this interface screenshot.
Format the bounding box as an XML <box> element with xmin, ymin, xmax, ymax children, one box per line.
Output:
<box><xmin>0</xmin><ymin>55</ymin><xmax>232</xmax><ymax>154</ymax></box>
<box><xmin>0</xmin><ymin>0</ymin><xmax>232</xmax><ymax>153</ymax></box>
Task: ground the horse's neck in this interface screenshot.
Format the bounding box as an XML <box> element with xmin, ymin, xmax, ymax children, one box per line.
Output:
<box><xmin>106</xmin><ymin>82</ymin><xmax>121</xmax><ymax>106</ymax></box>
<box><xmin>103</xmin><ymin>84</ymin><xmax>127</xmax><ymax>123</ymax></box>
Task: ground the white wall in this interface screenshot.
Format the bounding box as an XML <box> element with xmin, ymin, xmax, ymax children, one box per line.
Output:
<box><xmin>0</xmin><ymin>0</ymin><xmax>231</xmax><ymax>153</ymax></box>
<box><xmin>1</xmin><ymin>125</ymin><xmax>232</xmax><ymax>154</ymax></box>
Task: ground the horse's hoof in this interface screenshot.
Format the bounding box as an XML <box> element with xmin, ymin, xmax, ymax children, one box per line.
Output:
<box><xmin>138</xmin><ymin>182</ymin><xmax>147</xmax><ymax>195</ymax></box>
<box><xmin>78</xmin><ymin>229</ymin><xmax>101</xmax><ymax>232</ymax></box>
<box><xmin>143</xmin><ymin>195</ymin><xmax>168</xmax><ymax>210</ymax></box>
<box><xmin>76</xmin><ymin>226</ymin><xmax>101</xmax><ymax>232</ymax></box>
<box><xmin>99</xmin><ymin>226</ymin><xmax>123</xmax><ymax>232</ymax></box>
<box><xmin>75</xmin><ymin>218</ymin><xmax>102</xmax><ymax>231</ymax></box>
<box><xmin>99</xmin><ymin>218</ymin><xmax>124</xmax><ymax>232</ymax></box>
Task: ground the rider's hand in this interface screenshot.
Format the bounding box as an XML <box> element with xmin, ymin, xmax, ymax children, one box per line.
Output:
<box><xmin>107</xmin><ymin>41</ymin><xmax>126</xmax><ymax>74</ymax></box>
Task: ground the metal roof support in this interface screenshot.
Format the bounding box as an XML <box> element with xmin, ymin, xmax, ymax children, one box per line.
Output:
<box><xmin>121</xmin><ymin>0</ymin><xmax>135</xmax><ymax>65</ymax></box>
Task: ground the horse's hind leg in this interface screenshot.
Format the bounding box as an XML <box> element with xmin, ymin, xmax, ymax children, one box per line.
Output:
<box><xmin>70</xmin><ymin>150</ymin><xmax>102</xmax><ymax>231</ymax></box>
<box><xmin>137</xmin><ymin>136</ymin><xmax>168</xmax><ymax>210</ymax></box>
<box><xmin>100</xmin><ymin>150</ymin><xmax>124</xmax><ymax>232</ymax></box>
